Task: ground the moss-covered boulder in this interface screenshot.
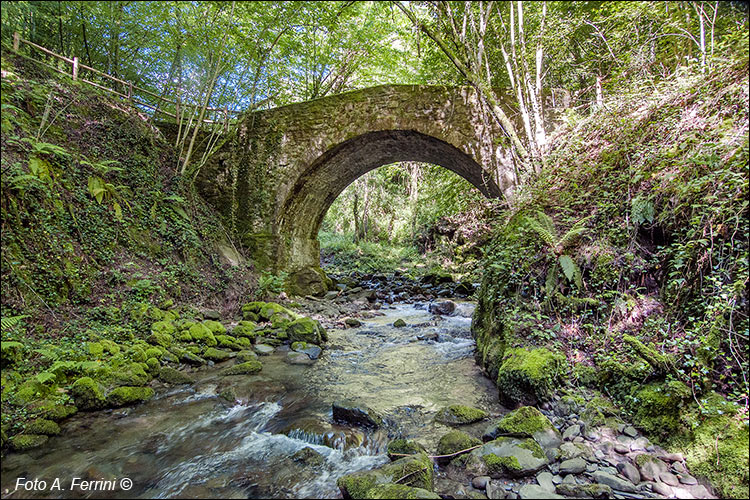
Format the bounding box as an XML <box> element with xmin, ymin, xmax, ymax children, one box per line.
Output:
<box><xmin>188</xmin><ymin>323</ymin><xmax>217</xmax><ymax>346</ymax></box>
<box><xmin>10</xmin><ymin>433</ymin><xmax>48</xmax><ymax>451</ymax></box>
<box><xmin>496</xmin><ymin>348</ymin><xmax>567</xmax><ymax>406</ymax></box>
<box><xmin>236</xmin><ymin>350</ymin><xmax>259</xmax><ymax>363</ymax></box>
<box><xmin>286</xmin><ymin>266</ymin><xmax>332</xmax><ymax>297</ymax></box>
<box><xmin>387</xmin><ymin>439</ymin><xmax>428</xmax><ymax>461</ymax></box>
<box><xmin>470</xmin><ymin>437</ymin><xmax>548</xmax><ymax>478</ymax></box>
<box><xmin>203</xmin><ymin>347</ymin><xmax>231</xmax><ymax>362</ymax></box>
<box><xmin>148</xmin><ymin>332</ymin><xmax>173</xmax><ymax>349</ymax></box>
<box><xmin>436</xmin><ymin>430</ymin><xmax>482</xmax><ymax>465</ymax></box>
<box><xmin>434</xmin><ymin>405</ymin><xmax>487</xmax><ymax>425</ymax></box>
<box><xmin>106</xmin><ymin>386</ymin><xmax>155</xmax><ymax>407</ymax></box>
<box><xmin>671</xmin><ymin>397</ymin><xmax>749</xmax><ymax>499</ymax></box>
<box><xmin>483</xmin><ymin>406</ymin><xmax>562</xmax><ymax>456</ymax></box>
<box><xmin>203</xmin><ymin>320</ymin><xmax>226</xmax><ymax>334</ymax></box>
<box><xmin>25</xmin><ymin>419</ymin><xmax>61</xmax><ymax>436</ymax></box>
<box><xmin>71</xmin><ymin>377</ymin><xmax>106</xmax><ymax>410</ymax></box>
<box><xmin>158</xmin><ymin>367</ymin><xmax>194</xmax><ymax>385</ymax></box>
<box><xmin>233</xmin><ymin>321</ymin><xmax>260</xmax><ymax>340</ymax></box>
<box><xmin>364</xmin><ymin>484</ymin><xmax>441</xmax><ymax>499</ymax></box>
<box><xmin>215</xmin><ymin>335</ymin><xmax>244</xmax><ymax>350</ymax></box>
<box><xmin>1</xmin><ymin>341</ymin><xmax>24</xmax><ymax>368</ymax></box>
<box><xmin>337</xmin><ymin>453</ymin><xmax>433</xmax><ymax>499</ymax></box>
<box><xmin>113</xmin><ymin>362</ymin><xmax>151</xmax><ymax>387</ymax></box>
<box><xmin>170</xmin><ymin>346</ymin><xmax>206</xmax><ymax>366</ymax></box>
<box><xmin>631</xmin><ymin>380</ymin><xmax>689</xmax><ymax>437</ymax></box>
<box><xmin>221</xmin><ymin>360</ymin><xmax>262</xmax><ymax>376</ymax></box>
<box><xmin>37</xmin><ymin>401</ymin><xmax>78</xmax><ymax>421</ymax></box>
<box><xmin>286</xmin><ymin>317</ymin><xmax>326</xmax><ymax>345</ymax></box>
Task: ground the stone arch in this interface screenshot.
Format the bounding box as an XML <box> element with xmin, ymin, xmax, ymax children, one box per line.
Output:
<box><xmin>278</xmin><ymin>129</ymin><xmax>502</xmax><ymax>245</ymax></box>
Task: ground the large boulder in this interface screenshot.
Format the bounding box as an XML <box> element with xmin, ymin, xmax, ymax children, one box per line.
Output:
<box><xmin>483</xmin><ymin>406</ymin><xmax>562</xmax><ymax>459</ymax></box>
<box><xmin>286</xmin><ymin>266</ymin><xmax>332</xmax><ymax>297</ymax></box>
<box><xmin>496</xmin><ymin>348</ymin><xmax>567</xmax><ymax>406</ymax></box>
<box><xmin>337</xmin><ymin>453</ymin><xmax>434</xmax><ymax>499</ymax></box>
<box><xmin>286</xmin><ymin>317</ymin><xmax>327</xmax><ymax>345</ymax></box>
<box><xmin>470</xmin><ymin>437</ymin><xmax>549</xmax><ymax>478</ymax></box>
<box><xmin>436</xmin><ymin>430</ymin><xmax>482</xmax><ymax>465</ymax></box>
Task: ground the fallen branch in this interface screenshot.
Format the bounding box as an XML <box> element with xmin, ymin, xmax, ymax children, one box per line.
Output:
<box><xmin>389</xmin><ymin>443</ymin><xmax>483</xmax><ymax>460</ymax></box>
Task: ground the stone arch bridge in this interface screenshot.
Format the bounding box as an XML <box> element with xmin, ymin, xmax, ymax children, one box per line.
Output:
<box><xmin>196</xmin><ymin>85</ymin><xmax>521</xmax><ymax>294</ymax></box>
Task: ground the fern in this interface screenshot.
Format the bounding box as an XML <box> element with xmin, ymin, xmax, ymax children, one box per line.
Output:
<box><xmin>524</xmin><ymin>212</ymin><xmax>557</xmax><ymax>248</ymax></box>
<box><xmin>1</xmin><ymin>315</ymin><xmax>28</xmax><ymax>332</ymax></box>
<box><xmin>558</xmin><ymin>255</ymin><xmax>583</xmax><ymax>289</ymax></box>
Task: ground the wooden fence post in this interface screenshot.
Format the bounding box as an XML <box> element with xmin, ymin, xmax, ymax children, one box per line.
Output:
<box><xmin>13</xmin><ymin>32</ymin><xmax>20</xmax><ymax>51</ymax></box>
<box><xmin>72</xmin><ymin>57</ymin><xmax>79</xmax><ymax>80</ymax></box>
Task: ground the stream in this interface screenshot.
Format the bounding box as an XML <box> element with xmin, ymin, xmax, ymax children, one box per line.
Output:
<box><xmin>1</xmin><ymin>301</ymin><xmax>505</xmax><ymax>499</ymax></box>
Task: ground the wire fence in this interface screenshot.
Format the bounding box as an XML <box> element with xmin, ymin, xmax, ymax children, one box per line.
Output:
<box><xmin>10</xmin><ymin>31</ymin><xmax>240</xmax><ymax>132</ymax></box>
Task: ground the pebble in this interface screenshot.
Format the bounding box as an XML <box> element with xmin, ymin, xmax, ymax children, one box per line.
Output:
<box><xmin>472</xmin><ymin>476</ymin><xmax>490</xmax><ymax>490</ymax></box>
<box><xmin>535</xmin><ymin>471</ymin><xmax>555</xmax><ymax>492</ymax></box>
<box><xmin>562</xmin><ymin>424</ymin><xmax>581</xmax><ymax>440</ymax></box>
<box><xmin>623</xmin><ymin>425</ymin><xmax>638</xmax><ymax>438</ymax></box>
<box><xmin>560</xmin><ymin>457</ymin><xmax>587</xmax><ymax>474</ymax></box>
<box><xmin>614</xmin><ymin>443</ymin><xmax>630</xmax><ymax>454</ymax></box>
<box><xmin>616</xmin><ymin>462</ymin><xmax>641</xmax><ymax>485</ymax></box>
<box><xmin>652</xmin><ymin>482</ymin><xmax>672</xmax><ymax>496</ymax></box>
<box><xmin>659</xmin><ymin>471</ymin><xmax>680</xmax><ymax>486</ymax></box>
<box><xmin>586</xmin><ymin>463</ymin><xmax>599</xmax><ymax>473</ymax></box>
<box><xmin>562</xmin><ymin>474</ymin><xmax>577</xmax><ymax>484</ymax></box>
<box><xmin>573</xmin><ymin>436</ymin><xmax>585</xmax><ymax>443</ymax></box>
<box><xmin>551</xmin><ymin>475</ymin><xmax>562</xmax><ymax>485</ymax></box>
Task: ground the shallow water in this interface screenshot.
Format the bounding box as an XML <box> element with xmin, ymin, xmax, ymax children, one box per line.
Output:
<box><xmin>1</xmin><ymin>302</ymin><xmax>503</xmax><ymax>499</ymax></box>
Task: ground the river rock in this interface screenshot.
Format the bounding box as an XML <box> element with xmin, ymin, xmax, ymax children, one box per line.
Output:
<box><xmin>559</xmin><ymin>457</ymin><xmax>587</xmax><ymax>474</ymax></box>
<box><xmin>472</xmin><ymin>476</ymin><xmax>490</xmax><ymax>490</ymax></box>
<box><xmin>616</xmin><ymin>462</ymin><xmax>641</xmax><ymax>484</ymax></box>
<box><xmin>558</xmin><ymin>442</ymin><xmax>587</xmax><ymax>460</ymax></box>
<box><xmin>622</xmin><ymin>425</ymin><xmax>638</xmax><ymax>438</ymax></box>
<box><xmin>518</xmin><ymin>484</ymin><xmax>564</xmax><ymax>499</ymax></box>
<box><xmin>291</xmin><ymin>447</ymin><xmax>325</xmax><ymax>466</ymax></box>
<box><xmin>332</xmin><ymin>401</ymin><xmax>383</xmax><ymax>428</ymax></box>
<box><xmin>486</xmin><ymin>480</ymin><xmax>507</xmax><ymax>499</ymax></box>
<box><xmin>291</xmin><ymin>341</ymin><xmax>322</xmax><ymax>360</ymax></box>
<box><xmin>483</xmin><ymin>406</ymin><xmax>562</xmax><ymax>460</ymax></box>
<box><xmin>635</xmin><ymin>454</ymin><xmax>668</xmax><ymax>481</ymax></box>
<box><xmin>344</xmin><ymin>318</ymin><xmax>362</xmax><ymax>327</ymax></box>
<box><xmin>254</xmin><ymin>344</ymin><xmax>275</xmax><ymax>355</ymax></box>
<box><xmin>591</xmin><ymin>471</ymin><xmax>637</xmax><ymax>493</ymax></box>
<box><xmin>434</xmin><ymin>405</ymin><xmax>487</xmax><ymax>425</ymax></box>
<box><xmin>429</xmin><ymin>300</ymin><xmax>456</xmax><ymax>316</ymax></box>
<box><xmin>286</xmin><ymin>351</ymin><xmax>315</xmax><ymax>365</ymax></box>
<box><xmin>393</xmin><ymin>319</ymin><xmax>407</xmax><ymax>327</ymax></box>
<box><xmin>536</xmin><ymin>471</ymin><xmax>555</xmax><ymax>492</ymax></box>
<box><xmin>555</xmin><ymin>483</ymin><xmax>612</xmax><ymax>498</ymax></box>
<box><xmin>471</xmin><ymin>437</ymin><xmax>549</xmax><ymax>478</ymax></box>
<box><xmin>563</xmin><ymin>424</ymin><xmax>581</xmax><ymax>441</ymax></box>
<box><xmin>652</xmin><ymin>482</ymin><xmax>673</xmax><ymax>496</ymax></box>
<box><xmin>659</xmin><ymin>471</ymin><xmax>679</xmax><ymax>486</ymax></box>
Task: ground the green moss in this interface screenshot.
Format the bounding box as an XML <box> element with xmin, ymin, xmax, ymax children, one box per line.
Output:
<box><xmin>517</xmin><ymin>438</ymin><xmax>546</xmax><ymax>459</ymax></box>
<box><xmin>215</xmin><ymin>335</ymin><xmax>243</xmax><ymax>350</ymax></box>
<box><xmin>70</xmin><ymin>377</ymin><xmax>105</xmax><ymax>410</ymax></box>
<box><xmin>202</xmin><ymin>320</ymin><xmax>226</xmax><ymax>334</ymax></box>
<box><xmin>671</xmin><ymin>411</ymin><xmax>749</xmax><ymax>498</ymax></box>
<box><xmin>337</xmin><ymin>471</ymin><xmax>378</xmax><ymax>499</ymax></box>
<box><xmin>221</xmin><ymin>360</ymin><xmax>262</xmax><ymax>376</ymax></box>
<box><xmin>483</xmin><ymin>453</ymin><xmax>522</xmax><ymax>474</ymax></box>
<box><xmin>106</xmin><ymin>386</ymin><xmax>155</xmax><ymax>407</ymax></box>
<box><xmin>148</xmin><ymin>332</ymin><xmax>174</xmax><ymax>348</ymax></box>
<box><xmin>10</xmin><ymin>433</ymin><xmax>48</xmax><ymax>451</ymax></box>
<box><xmin>189</xmin><ymin>323</ymin><xmax>217</xmax><ymax>346</ymax></box>
<box><xmin>496</xmin><ymin>348</ymin><xmax>567</xmax><ymax>405</ymax></box>
<box><xmin>236</xmin><ymin>350</ymin><xmax>258</xmax><ymax>363</ymax></box>
<box><xmin>286</xmin><ymin>317</ymin><xmax>325</xmax><ymax>345</ymax></box>
<box><xmin>151</xmin><ymin>320</ymin><xmax>176</xmax><ymax>336</ymax></box>
<box><xmin>158</xmin><ymin>367</ymin><xmax>194</xmax><ymax>385</ymax></box>
<box><xmin>113</xmin><ymin>362</ymin><xmax>151</xmax><ymax>387</ymax></box>
<box><xmin>38</xmin><ymin>402</ymin><xmax>77</xmax><ymax>421</ymax></box>
<box><xmin>145</xmin><ymin>357</ymin><xmax>161</xmax><ymax>373</ymax></box>
<box><xmin>88</xmin><ymin>342</ymin><xmax>104</xmax><ymax>358</ymax></box>
<box><xmin>233</xmin><ymin>321</ymin><xmax>259</xmax><ymax>339</ymax></box>
<box><xmin>434</xmin><ymin>405</ymin><xmax>487</xmax><ymax>425</ymax></box>
<box><xmin>1</xmin><ymin>341</ymin><xmax>24</xmax><ymax>368</ymax></box>
<box><xmin>203</xmin><ymin>347</ymin><xmax>231</xmax><ymax>362</ymax></box>
<box><xmin>100</xmin><ymin>339</ymin><xmax>120</xmax><ymax>355</ymax></box>
<box><xmin>623</xmin><ymin>335</ymin><xmax>673</xmax><ymax>374</ymax></box>
<box><xmin>145</xmin><ymin>347</ymin><xmax>163</xmax><ymax>359</ymax></box>
<box><xmin>436</xmin><ymin>430</ymin><xmax>482</xmax><ymax>463</ymax></box>
<box><xmin>387</xmin><ymin>439</ymin><xmax>428</xmax><ymax>460</ymax></box>
<box><xmin>381</xmin><ymin>453</ymin><xmax>433</xmax><ymax>491</ymax></box>
<box><xmin>364</xmin><ymin>484</ymin><xmax>441</xmax><ymax>499</ymax></box>
<box><xmin>25</xmin><ymin>419</ymin><xmax>60</xmax><ymax>436</ymax></box>
<box><xmin>491</xmin><ymin>406</ymin><xmax>554</xmax><ymax>436</ymax></box>
<box><xmin>631</xmin><ymin>381</ymin><xmax>689</xmax><ymax>437</ymax></box>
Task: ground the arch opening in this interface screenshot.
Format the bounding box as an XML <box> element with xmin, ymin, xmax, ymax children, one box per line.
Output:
<box><xmin>278</xmin><ymin>130</ymin><xmax>501</xmax><ymax>244</ymax></box>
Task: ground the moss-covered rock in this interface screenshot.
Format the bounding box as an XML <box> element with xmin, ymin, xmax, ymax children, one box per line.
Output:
<box><xmin>233</xmin><ymin>321</ymin><xmax>260</xmax><ymax>340</ymax></box>
<box><xmin>364</xmin><ymin>484</ymin><xmax>441</xmax><ymax>499</ymax></box>
<box><xmin>10</xmin><ymin>433</ymin><xmax>48</xmax><ymax>451</ymax></box>
<box><xmin>158</xmin><ymin>367</ymin><xmax>195</xmax><ymax>385</ymax></box>
<box><xmin>145</xmin><ymin>357</ymin><xmax>161</xmax><ymax>374</ymax></box>
<box><xmin>1</xmin><ymin>341</ymin><xmax>24</xmax><ymax>368</ymax></box>
<box><xmin>37</xmin><ymin>401</ymin><xmax>78</xmax><ymax>421</ymax></box>
<box><xmin>631</xmin><ymin>380</ymin><xmax>690</xmax><ymax>437</ymax></box>
<box><xmin>151</xmin><ymin>320</ymin><xmax>176</xmax><ymax>336</ymax></box>
<box><xmin>236</xmin><ymin>350</ymin><xmax>259</xmax><ymax>363</ymax></box>
<box><xmin>337</xmin><ymin>453</ymin><xmax>434</xmax><ymax>498</ymax></box>
<box><xmin>71</xmin><ymin>377</ymin><xmax>106</xmax><ymax>410</ymax></box>
<box><xmin>25</xmin><ymin>419</ymin><xmax>61</xmax><ymax>436</ymax></box>
<box><xmin>221</xmin><ymin>360</ymin><xmax>263</xmax><ymax>376</ymax></box>
<box><xmin>434</xmin><ymin>405</ymin><xmax>487</xmax><ymax>425</ymax></box>
<box><xmin>496</xmin><ymin>348</ymin><xmax>567</xmax><ymax>406</ymax></box>
<box><xmin>215</xmin><ymin>335</ymin><xmax>243</xmax><ymax>350</ymax></box>
<box><xmin>148</xmin><ymin>332</ymin><xmax>174</xmax><ymax>348</ymax></box>
<box><xmin>170</xmin><ymin>347</ymin><xmax>206</xmax><ymax>365</ymax></box>
<box><xmin>471</xmin><ymin>437</ymin><xmax>548</xmax><ymax>478</ymax></box>
<box><xmin>387</xmin><ymin>439</ymin><xmax>428</xmax><ymax>461</ymax></box>
<box><xmin>203</xmin><ymin>347</ymin><xmax>231</xmax><ymax>362</ymax></box>
<box><xmin>286</xmin><ymin>317</ymin><xmax>326</xmax><ymax>345</ymax></box>
<box><xmin>436</xmin><ymin>430</ymin><xmax>482</xmax><ymax>464</ymax></box>
<box><xmin>203</xmin><ymin>320</ymin><xmax>226</xmax><ymax>334</ymax></box>
<box><xmin>88</xmin><ymin>341</ymin><xmax>105</xmax><ymax>358</ymax></box>
<box><xmin>337</xmin><ymin>471</ymin><xmax>378</xmax><ymax>499</ymax></box>
<box><xmin>106</xmin><ymin>386</ymin><xmax>155</xmax><ymax>407</ymax></box>
<box><xmin>188</xmin><ymin>323</ymin><xmax>217</xmax><ymax>346</ymax></box>
<box><xmin>485</xmin><ymin>406</ymin><xmax>555</xmax><ymax>439</ymax></box>
<box><xmin>113</xmin><ymin>362</ymin><xmax>151</xmax><ymax>387</ymax></box>
<box><xmin>145</xmin><ymin>347</ymin><xmax>163</xmax><ymax>360</ymax></box>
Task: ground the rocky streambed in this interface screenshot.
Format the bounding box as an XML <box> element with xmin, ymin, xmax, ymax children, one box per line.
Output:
<box><xmin>0</xmin><ymin>296</ymin><xmax>716</xmax><ymax>499</ymax></box>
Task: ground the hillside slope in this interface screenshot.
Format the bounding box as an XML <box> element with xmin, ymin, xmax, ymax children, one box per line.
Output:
<box><xmin>472</xmin><ymin>57</ymin><xmax>749</xmax><ymax>497</ymax></box>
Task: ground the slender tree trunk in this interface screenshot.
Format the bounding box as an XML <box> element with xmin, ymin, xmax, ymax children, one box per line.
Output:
<box><xmin>57</xmin><ymin>1</ymin><xmax>64</xmax><ymax>55</ymax></box>
<box><xmin>80</xmin><ymin>5</ymin><xmax>92</xmax><ymax>66</ymax></box>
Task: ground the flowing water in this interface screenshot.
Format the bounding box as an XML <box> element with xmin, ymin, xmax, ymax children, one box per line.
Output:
<box><xmin>1</xmin><ymin>302</ymin><xmax>504</xmax><ymax>499</ymax></box>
